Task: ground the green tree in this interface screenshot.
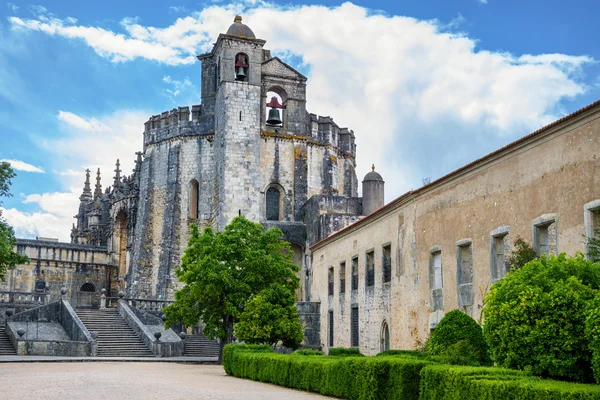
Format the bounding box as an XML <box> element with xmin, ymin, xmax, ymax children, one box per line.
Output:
<box><xmin>0</xmin><ymin>162</ymin><xmax>28</xmax><ymax>280</ymax></box>
<box><xmin>506</xmin><ymin>236</ymin><xmax>537</xmax><ymax>271</ymax></box>
<box><xmin>483</xmin><ymin>253</ymin><xmax>600</xmax><ymax>382</ymax></box>
<box><xmin>163</xmin><ymin>216</ymin><xmax>300</xmax><ymax>362</ymax></box>
<box><xmin>235</xmin><ymin>285</ymin><xmax>304</xmax><ymax>349</ymax></box>
<box><xmin>587</xmin><ymin>211</ymin><xmax>600</xmax><ymax>263</ymax></box>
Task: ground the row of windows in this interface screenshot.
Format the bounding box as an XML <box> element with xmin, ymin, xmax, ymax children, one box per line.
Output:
<box><xmin>327</xmin><ymin>307</ymin><xmax>390</xmax><ymax>352</ymax></box>
<box><xmin>327</xmin><ymin>244</ymin><xmax>392</xmax><ymax>296</ymax></box>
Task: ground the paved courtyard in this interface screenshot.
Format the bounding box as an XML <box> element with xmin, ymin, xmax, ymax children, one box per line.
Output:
<box><xmin>0</xmin><ymin>362</ymin><xmax>332</xmax><ymax>400</ymax></box>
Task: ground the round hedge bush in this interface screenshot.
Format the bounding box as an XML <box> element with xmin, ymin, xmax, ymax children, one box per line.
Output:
<box><xmin>427</xmin><ymin>309</ymin><xmax>490</xmax><ymax>365</ymax></box>
<box><xmin>483</xmin><ymin>253</ymin><xmax>600</xmax><ymax>383</ymax></box>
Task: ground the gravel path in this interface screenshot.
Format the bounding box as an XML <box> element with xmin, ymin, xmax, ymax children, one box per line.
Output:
<box><xmin>0</xmin><ymin>362</ymin><xmax>333</xmax><ymax>399</ymax></box>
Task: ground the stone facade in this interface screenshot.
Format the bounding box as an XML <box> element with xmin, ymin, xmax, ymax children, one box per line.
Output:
<box><xmin>21</xmin><ymin>17</ymin><xmax>376</xmax><ymax>304</ymax></box>
<box><xmin>309</xmin><ymin>100</ymin><xmax>600</xmax><ymax>355</ymax></box>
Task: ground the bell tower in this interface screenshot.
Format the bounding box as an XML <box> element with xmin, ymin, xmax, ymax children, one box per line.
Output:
<box><xmin>198</xmin><ymin>16</ymin><xmax>266</xmax><ymax>230</ymax></box>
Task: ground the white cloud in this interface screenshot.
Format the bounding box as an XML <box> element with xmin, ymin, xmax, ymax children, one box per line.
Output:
<box><xmin>477</xmin><ymin>0</ymin><xmax>488</xmax><ymax>4</ymax></box>
<box><xmin>5</xmin><ymin>1</ymin><xmax>595</xmax><ymax>234</ymax></box>
<box><xmin>1</xmin><ymin>159</ymin><xmax>45</xmax><ymax>173</ymax></box>
<box><xmin>57</xmin><ymin>110</ymin><xmax>110</xmax><ymax>132</ymax></box>
<box><xmin>163</xmin><ymin>75</ymin><xmax>192</xmax><ymax>97</ymax></box>
<box><xmin>1</xmin><ymin>206</ymin><xmax>71</xmax><ymax>241</ymax></box>
<box><xmin>6</xmin><ymin>2</ymin><xmax>18</xmax><ymax>12</ymax></box>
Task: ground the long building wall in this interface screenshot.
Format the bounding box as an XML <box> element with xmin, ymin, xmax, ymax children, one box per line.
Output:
<box><xmin>310</xmin><ymin>101</ymin><xmax>600</xmax><ymax>355</ymax></box>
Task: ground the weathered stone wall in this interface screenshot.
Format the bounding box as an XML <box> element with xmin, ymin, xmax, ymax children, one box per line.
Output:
<box><xmin>310</xmin><ymin>105</ymin><xmax>600</xmax><ymax>355</ymax></box>
<box><xmin>3</xmin><ymin>239</ymin><xmax>113</xmax><ymax>304</ymax></box>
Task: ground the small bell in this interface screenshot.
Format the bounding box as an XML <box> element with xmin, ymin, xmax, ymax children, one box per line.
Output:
<box><xmin>266</xmin><ymin>108</ymin><xmax>282</xmax><ymax>125</ymax></box>
<box><xmin>235</xmin><ymin>66</ymin><xmax>246</xmax><ymax>81</ymax></box>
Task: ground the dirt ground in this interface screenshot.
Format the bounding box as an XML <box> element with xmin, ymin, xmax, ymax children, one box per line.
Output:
<box><xmin>0</xmin><ymin>362</ymin><xmax>332</xmax><ymax>400</ymax></box>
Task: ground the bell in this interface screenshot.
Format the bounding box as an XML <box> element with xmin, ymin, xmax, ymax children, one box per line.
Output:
<box><xmin>235</xmin><ymin>66</ymin><xmax>246</xmax><ymax>80</ymax></box>
<box><xmin>266</xmin><ymin>108</ymin><xmax>282</xmax><ymax>125</ymax></box>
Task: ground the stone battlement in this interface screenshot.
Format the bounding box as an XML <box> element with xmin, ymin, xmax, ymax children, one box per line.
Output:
<box><xmin>143</xmin><ymin>105</ymin><xmax>213</xmax><ymax>148</ymax></box>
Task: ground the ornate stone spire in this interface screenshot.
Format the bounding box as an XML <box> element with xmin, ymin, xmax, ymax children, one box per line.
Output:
<box><xmin>134</xmin><ymin>151</ymin><xmax>142</xmax><ymax>173</ymax></box>
<box><xmin>94</xmin><ymin>168</ymin><xmax>102</xmax><ymax>198</ymax></box>
<box><xmin>114</xmin><ymin>159</ymin><xmax>122</xmax><ymax>187</ymax></box>
<box><xmin>80</xmin><ymin>169</ymin><xmax>92</xmax><ymax>201</ymax></box>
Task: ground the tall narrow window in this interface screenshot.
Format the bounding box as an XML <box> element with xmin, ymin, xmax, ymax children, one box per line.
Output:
<box><xmin>456</xmin><ymin>240</ymin><xmax>474</xmax><ymax>315</ymax></box>
<box><xmin>584</xmin><ymin>201</ymin><xmax>600</xmax><ymax>259</ymax></box>
<box><xmin>351</xmin><ymin>306</ymin><xmax>359</xmax><ymax>347</ymax></box>
<box><xmin>382</xmin><ymin>244</ymin><xmax>392</xmax><ymax>283</ymax></box>
<box><xmin>351</xmin><ymin>256</ymin><xmax>358</xmax><ymax>291</ymax></box>
<box><xmin>115</xmin><ymin>210</ymin><xmax>128</xmax><ymax>277</ymax></box>
<box><xmin>490</xmin><ymin>228</ymin><xmax>510</xmax><ymax>282</ymax></box>
<box><xmin>366</xmin><ymin>250</ymin><xmax>375</xmax><ymax>287</ymax></box>
<box><xmin>189</xmin><ymin>180</ymin><xmax>199</xmax><ymax>219</ymax></box>
<box><xmin>429</xmin><ymin>250</ymin><xmax>443</xmax><ymax>312</ymax></box>
<box><xmin>328</xmin><ymin>267</ymin><xmax>334</xmax><ymax>297</ymax></box>
<box><xmin>339</xmin><ymin>261</ymin><xmax>346</xmax><ymax>294</ymax></box>
<box><xmin>532</xmin><ymin>215</ymin><xmax>558</xmax><ymax>256</ymax></box>
<box><xmin>380</xmin><ymin>321</ymin><xmax>390</xmax><ymax>352</ymax></box>
<box><xmin>328</xmin><ymin>310</ymin><xmax>334</xmax><ymax>347</ymax></box>
<box><xmin>265</xmin><ymin>187</ymin><xmax>280</xmax><ymax>221</ymax></box>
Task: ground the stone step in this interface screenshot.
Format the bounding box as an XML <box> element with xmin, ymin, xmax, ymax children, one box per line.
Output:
<box><xmin>0</xmin><ymin>327</ymin><xmax>16</xmax><ymax>355</ymax></box>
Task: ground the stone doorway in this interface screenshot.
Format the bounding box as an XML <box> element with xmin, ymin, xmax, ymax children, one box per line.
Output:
<box><xmin>75</xmin><ymin>282</ymin><xmax>100</xmax><ymax>309</ymax></box>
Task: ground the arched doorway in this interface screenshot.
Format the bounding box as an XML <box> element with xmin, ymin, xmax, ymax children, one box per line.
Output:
<box><xmin>380</xmin><ymin>321</ymin><xmax>390</xmax><ymax>352</ymax></box>
<box><xmin>76</xmin><ymin>282</ymin><xmax>99</xmax><ymax>309</ymax></box>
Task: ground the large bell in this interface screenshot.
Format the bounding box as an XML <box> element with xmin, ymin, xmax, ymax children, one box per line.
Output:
<box><xmin>235</xmin><ymin>66</ymin><xmax>246</xmax><ymax>81</ymax></box>
<box><xmin>266</xmin><ymin>108</ymin><xmax>282</xmax><ymax>125</ymax></box>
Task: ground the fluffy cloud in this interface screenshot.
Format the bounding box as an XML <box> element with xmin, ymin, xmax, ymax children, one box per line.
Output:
<box><xmin>4</xmin><ymin>1</ymin><xmax>594</xmax><ymax>240</ymax></box>
<box><xmin>1</xmin><ymin>159</ymin><xmax>44</xmax><ymax>173</ymax></box>
<box><xmin>163</xmin><ymin>75</ymin><xmax>192</xmax><ymax>97</ymax></box>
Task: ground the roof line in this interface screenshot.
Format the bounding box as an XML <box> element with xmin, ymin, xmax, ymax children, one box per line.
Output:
<box><xmin>310</xmin><ymin>98</ymin><xmax>600</xmax><ymax>251</ymax></box>
<box><xmin>262</xmin><ymin>56</ymin><xmax>308</xmax><ymax>80</ymax></box>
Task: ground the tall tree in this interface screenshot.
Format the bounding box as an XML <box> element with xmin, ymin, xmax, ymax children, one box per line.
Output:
<box><xmin>0</xmin><ymin>162</ymin><xmax>28</xmax><ymax>280</ymax></box>
<box><xmin>163</xmin><ymin>216</ymin><xmax>300</xmax><ymax>361</ymax></box>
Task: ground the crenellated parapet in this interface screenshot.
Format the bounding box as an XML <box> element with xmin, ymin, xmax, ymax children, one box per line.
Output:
<box><xmin>143</xmin><ymin>105</ymin><xmax>213</xmax><ymax>148</ymax></box>
<box><xmin>306</xmin><ymin>113</ymin><xmax>356</xmax><ymax>158</ymax></box>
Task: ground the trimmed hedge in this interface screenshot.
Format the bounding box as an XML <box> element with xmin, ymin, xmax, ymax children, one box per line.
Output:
<box><xmin>293</xmin><ymin>349</ymin><xmax>324</xmax><ymax>356</ymax></box>
<box><xmin>224</xmin><ymin>344</ymin><xmax>431</xmax><ymax>400</ymax></box>
<box><xmin>329</xmin><ymin>347</ymin><xmax>365</xmax><ymax>357</ymax></box>
<box><xmin>420</xmin><ymin>364</ymin><xmax>600</xmax><ymax>400</ymax></box>
<box><xmin>376</xmin><ymin>350</ymin><xmax>429</xmax><ymax>359</ymax></box>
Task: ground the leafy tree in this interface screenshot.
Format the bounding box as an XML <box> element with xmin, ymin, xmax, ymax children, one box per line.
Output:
<box><xmin>585</xmin><ymin>292</ymin><xmax>600</xmax><ymax>383</ymax></box>
<box><xmin>0</xmin><ymin>162</ymin><xmax>28</xmax><ymax>280</ymax></box>
<box><xmin>506</xmin><ymin>236</ymin><xmax>537</xmax><ymax>271</ymax></box>
<box><xmin>163</xmin><ymin>216</ymin><xmax>300</xmax><ymax>362</ymax></box>
<box><xmin>235</xmin><ymin>285</ymin><xmax>303</xmax><ymax>349</ymax></box>
<box><xmin>427</xmin><ymin>309</ymin><xmax>490</xmax><ymax>365</ymax></box>
<box><xmin>483</xmin><ymin>253</ymin><xmax>600</xmax><ymax>382</ymax></box>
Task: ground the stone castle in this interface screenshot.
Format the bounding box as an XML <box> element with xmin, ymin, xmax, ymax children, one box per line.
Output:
<box><xmin>5</xmin><ymin>17</ymin><xmax>382</xmax><ymax>306</ymax></box>
<box><xmin>3</xmin><ymin>16</ymin><xmax>599</xmax><ymax>357</ymax></box>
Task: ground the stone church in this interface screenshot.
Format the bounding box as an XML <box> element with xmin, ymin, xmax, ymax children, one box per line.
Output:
<box><xmin>3</xmin><ymin>17</ymin><xmax>381</xmax><ymax>308</ymax></box>
<box><xmin>3</xmin><ymin>16</ymin><xmax>599</xmax><ymax>356</ymax></box>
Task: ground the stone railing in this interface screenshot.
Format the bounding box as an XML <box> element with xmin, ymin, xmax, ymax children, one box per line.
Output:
<box><xmin>101</xmin><ymin>291</ymin><xmax>173</xmax><ymax>313</ymax></box>
<box><xmin>0</xmin><ymin>291</ymin><xmax>48</xmax><ymax>305</ymax></box>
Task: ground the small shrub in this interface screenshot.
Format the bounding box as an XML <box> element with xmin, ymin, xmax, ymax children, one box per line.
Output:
<box><xmin>585</xmin><ymin>292</ymin><xmax>600</xmax><ymax>383</ymax></box>
<box><xmin>328</xmin><ymin>347</ymin><xmax>364</xmax><ymax>357</ymax></box>
<box><xmin>506</xmin><ymin>236</ymin><xmax>538</xmax><ymax>271</ymax></box>
<box><xmin>439</xmin><ymin>340</ymin><xmax>484</xmax><ymax>366</ymax></box>
<box><xmin>293</xmin><ymin>349</ymin><xmax>323</xmax><ymax>356</ymax></box>
<box><xmin>427</xmin><ymin>309</ymin><xmax>490</xmax><ymax>365</ymax></box>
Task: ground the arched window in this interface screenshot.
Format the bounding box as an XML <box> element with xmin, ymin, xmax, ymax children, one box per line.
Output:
<box><xmin>189</xmin><ymin>180</ymin><xmax>199</xmax><ymax>219</ymax></box>
<box><xmin>80</xmin><ymin>282</ymin><xmax>96</xmax><ymax>293</ymax></box>
<box><xmin>266</xmin><ymin>187</ymin><xmax>280</xmax><ymax>221</ymax></box>
<box><xmin>235</xmin><ymin>53</ymin><xmax>248</xmax><ymax>81</ymax></box>
<box><xmin>380</xmin><ymin>321</ymin><xmax>390</xmax><ymax>352</ymax></box>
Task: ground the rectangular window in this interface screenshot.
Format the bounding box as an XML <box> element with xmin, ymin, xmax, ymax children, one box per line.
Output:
<box><xmin>366</xmin><ymin>250</ymin><xmax>375</xmax><ymax>287</ymax></box>
<box><xmin>351</xmin><ymin>306</ymin><xmax>359</xmax><ymax>347</ymax></box>
<box><xmin>339</xmin><ymin>261</ymin><xmax>346</xmax><ymax>294</ymax></box>
<box><xmin>532</xmin><ymin>215</ymin><xmax>558</xmax><ymax>256</ymax></box>
<box><xmin>382</xmin><ymin>244</ymin><xmax>392</xmax><ymax>283</ymax></box>
<box><xmin>351</xmin><ymin>256</ymin><xmax>358</xmax><ymax>291</ymax></box>
<box><xmin>491</xmin><ymin>232</ymin><xmax>509</xmax><ymax>282</ymax></box>
<box><xmin>457</xmin><ymin>244</ymin><xmax>473</xmax><ymax>285</ymax></box>
<box><xmin>328</xmin><ymin>267</ymin><xmax>334</xmax><ymax>297</ymax></box>
<box><xmin>429</xmin><ymin>250</ymin><xmax>443</xmax><ymax>312</ymax></box>
<box><xmin>328</xmin><ymin>310</ymin><xmax>334</xmax><ymax>347</ymax></box>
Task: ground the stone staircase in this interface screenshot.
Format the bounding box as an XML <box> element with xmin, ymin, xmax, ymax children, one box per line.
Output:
<box><xmin>0</xmin><ymin>326</ymin><xmax>16</xmax><ymax>355</ymax></box>
<box><xmin>184</xmin><ymin>334</ymin><xmax>220</xmax><ymax>357</ymax></box>
<box><xmin>76</xmin><ymin>309</ymin><xmax>153</xmax><ymax>357</ymax></box>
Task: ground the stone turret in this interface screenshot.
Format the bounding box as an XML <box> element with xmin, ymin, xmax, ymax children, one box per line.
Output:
<box><xmin>94</xmin><ymin>168</ymin><xmax>102</xmax><ymax>198</ymax></box>
<box><xmin>80</xmin><ymin>169</ymin><xmax>92</xmax><ymax>202</ymax></box>
<box><xmin>362</xmin><ymin>165</ymin><xmax>384</xmax><ymax>215</ymax></box>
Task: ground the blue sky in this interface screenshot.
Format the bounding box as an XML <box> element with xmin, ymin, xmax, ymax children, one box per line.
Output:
<box><xmin>0</xmin><ymin>0</ymin><xmax>598</xmax><ymax>241</ymax></box>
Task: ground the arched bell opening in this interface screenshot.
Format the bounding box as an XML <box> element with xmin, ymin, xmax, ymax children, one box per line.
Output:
<box><xmin>235</xmin><ymin>53</ymin><xmax>249</xmax><ymax>82</ymax></box>
<box><xmin>380</xmin><ymin>320</ymin><xmax>390</xmax><ymax>352</ymax></box>
<box><xmin>265</xmin><ymin>87</ymin><xmax>287</xmax><ymax>128</ymax></box>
